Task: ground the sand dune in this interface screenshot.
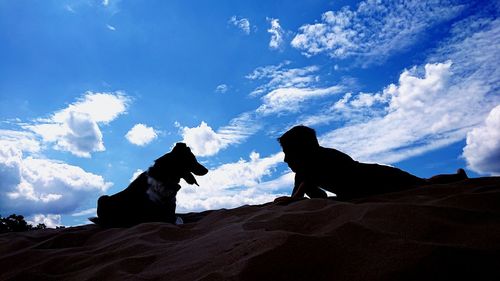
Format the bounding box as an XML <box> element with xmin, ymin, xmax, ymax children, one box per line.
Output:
<box><xmin>1</xmin><ymin>177</ymin><xmax>500</xmax><ymax>281</ymax></box>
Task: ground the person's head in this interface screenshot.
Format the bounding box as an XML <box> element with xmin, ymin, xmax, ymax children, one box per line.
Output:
<box><xmin>278</xmin><ymin>125</ymin><xmax>320</xmax><ymax>172</ymax></box>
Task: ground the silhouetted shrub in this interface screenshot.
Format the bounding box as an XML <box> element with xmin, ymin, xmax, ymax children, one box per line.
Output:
<box><xmin>0</xmin><ymin>214</ymin><xmax>47</xmax><ymax>233</ymax></box>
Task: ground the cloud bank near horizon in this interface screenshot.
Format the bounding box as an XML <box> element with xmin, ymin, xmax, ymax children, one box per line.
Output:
<box><xmin>0</xmin><ymin>138</ymin><xmax>112</xmax><ymax>218</ymax></box>
<box><xmin>0</xmin><ymin>92</ymin><xmax>127</xmax><ymax>224</ymax></box>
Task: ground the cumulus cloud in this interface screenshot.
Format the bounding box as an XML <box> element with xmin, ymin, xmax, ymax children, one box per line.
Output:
<box><xmin>320</xmin><ymin>59</ymin><xmax>497</xmax><ymax>164</ymax></box>
<box><xmin>267</xmin><ymin>18</ymin><xmax>284</xmax><ymax>49</ymax></box>
<box><xmin>229</xmin><ymin>16</ymin><xmax>251</xmax><ymax>34</ymax></box>
<box><xmin>180</xmin><ymin>112</ymin><xmax>261</xmax><ymax>157</ymax></box>
<box><xmin>180</xmin><ymin>122</ymin><xmax>228</xmax><ymax>157</ymax></box>
<box><xmin>0</xmin><ymin>128</ymin><xmax>111</xmax><ymax>224</ymax></box>
<box><xmin>25</xmin><ymin>91</ymin><xmax>129</xmax><ymax>157</ymax></box>
<box><xmin>320</xmin><ymin>62</ymin><xmax>457</xmax><ymax>162</ymax></box>
<box><xmin>463</xmin><ymin>105</ymin><xmax>500</xmax><ymax>175</ymax></box>
<box><xmin>0</xmin><ymin>143</ymin><xmax>112</xmax><ymax>217</ymax></box>
<box><xmin>62</xmin><ymin>111</ymin><xmax>104</xmax><ymax>156</ymax></box>
<box><xmin>291</xmin><ymin>1</ymin><xmax>464</xmax><ymax>64</ymax></box>
<box><xmin>0</xmin><ymin>92</ymin><xmax>126</xmax><ymax>224</ymax></box>
<box><xmin>176</xmin><ymin>152</ymin><xmax>286</xmax><ymax>212</ymax></box>
<box><xmin>125</xmin><ymin>124</ymin><xmax>158</xmax><ymax>146</ymax></box>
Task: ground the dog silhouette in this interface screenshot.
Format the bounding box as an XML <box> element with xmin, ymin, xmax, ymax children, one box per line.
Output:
<box><xmin>90</xmin><ymin>143</ymin><xmax>208</xmax><ymax>227</ymax></box>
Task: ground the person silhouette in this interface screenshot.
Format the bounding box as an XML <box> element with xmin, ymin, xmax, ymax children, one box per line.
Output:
<box><xmin>274</xmin><ymin>125</ymin><xmax>468</xmax><ymax>204</ymax></box>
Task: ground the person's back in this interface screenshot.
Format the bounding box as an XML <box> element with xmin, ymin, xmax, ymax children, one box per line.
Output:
<box><xmin>291</xmin><ymin>145</ymin><xmax>425</xmax><ymax>200</ymax></box>
<box><xmin>347</xmin><ymin>162</ymin><xmax>426</xmax><ymax>199</ymax></box>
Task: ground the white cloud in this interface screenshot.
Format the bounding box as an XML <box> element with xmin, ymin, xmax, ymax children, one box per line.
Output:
<box><xmin>257</xmin><ymin>85</ymin><xmax>344</xmax><ymax>115</ymax></box>
<box><xmin>217</xmin><ymin>112</ymin><xmax>261</xmax><ymax>142</ymax></box>
<box><xmin>246</xmin><ymin>61</ymin><xmax>291</xmax><ymax>80</ymax></box>
<box><xmin>28</xmin><ymin>214</ymin><xmax>62</xmax><ymax>228</ymax></box>
<box><xmin>125</xmin><ymin>124</ymin><xmax>158</xmax><ymax>146</ymax></box>
<box><xmin>25</xmin><ymin>91</ymin><xmax>129</xmax><ymax>157</ymax></box>
<box><xmin>0</xmin><ymin>144</ymin><xmax>112</xmax><ymax>217</ymax></box>
<box><xmin>0</xmin><ymin>130</ymin><xmax>40</xmax><ymax>154</ymax></box>
<box><xmin>322</xmin><ymin>62</ymin><xmax>456</xmax><ymax>162</ymax></box>
<box><xmin>291</xmin><ymin>8</ymin><xmax>359</xmax><ymax>58</ymax></box>
<box><xmin>298</xmin><ymin>90</ymin><xmax>389</xmax><ymax>127</ymax></box>
<box><xmin>267</xmin><ymin>18</ymin><xmax>284</xmax><ymax>50</ymax></box>
<box><xmin>246</xmin><ymin>62</ymin><xmax>320</xmax><ymax>96</ymax></box>
<box><xmin>57</xmin><ymin>111</ymin><xmax>105</xmax><ymax>157</ymax></box>
<box><xmin>71</xmin><ymin>208</ymin><xmax>97</xmax><ymax>217</ymax></box>
<box><xmin>0</xmin><ymin>92</ymin><xmax>126</xmax><ymax>222</ymax></box>
<box><xmin>50</xmin><ymin>91</ymin><xmax>129</xmax><ymax>124</ymax></box>
<box><xmin>291</xmin><ymin>1</ymin><xmax>464</xmax><ymax>64</ymax></box>
<box><xmin>198</xmin><ymin>151</ymin><xmax>283</xmax><ymax>189</ymax></box>
<box><xmin>129</xmin><ymin>169</ymin><xmax>144</xmax><ymax>183</ymax></box>
<box><xmin>215</xmin><ymin>84</ymin><xmax>228</xmax><ymax>94</ymax></box>
<box><xmin>180</xmin><ymin>112</ymin><xmax>261</xmax><ymax>157</ymax></box>
<box><xmin>176</xmin><ymin>152</ymin><xmax>286</xmax><ymax>212</ymax></box>
<box><xmin>229</xmin><ymin>16</ymin><xmax>251</xmax><ymax>35</ymax></box>
<box><xmin>106</xmin><ymin>24</ymin><xmax>116</xmax><ymax>31</ymax></box>
<box><xmin>319</xmin><ymin>59</ymin><xmax>497</xmax><ymax>164</ymax></box>
<box><xmin>180</xmin><ymin>122</ymin><xmax>227</xmax><ymax>157</ymax></box>
<box><xmin>463</xmin><ymin>105</ymin><xmax>500</xmax><ymax>176</ymax></box>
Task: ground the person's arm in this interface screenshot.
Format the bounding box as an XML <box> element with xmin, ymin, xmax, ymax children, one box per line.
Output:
<box><xmin>274</xmin><ymin>181</ymin><xmax>307</xmax><ymax>205</ymax></box>
<box><xmin>291</xmin><ymin>181</ymin><xmax>306</xmax><ymax>198</ymax></box>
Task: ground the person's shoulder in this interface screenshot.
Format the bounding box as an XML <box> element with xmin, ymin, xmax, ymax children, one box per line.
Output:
<box><xmin>320</xmin><ymin>146</ymin><xmax>355</xmax><ymax>162</ymax></box>
<box><xmin>320</xmin><ymin>146</ymin><xmax>346</xmax><ymax>155</ymax></box>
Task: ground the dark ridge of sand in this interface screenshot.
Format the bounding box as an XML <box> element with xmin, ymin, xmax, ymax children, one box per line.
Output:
<box><xmin>1</xmin><ymin>177</ymin><xmax>500</xmax><ymax>281</ymax></box>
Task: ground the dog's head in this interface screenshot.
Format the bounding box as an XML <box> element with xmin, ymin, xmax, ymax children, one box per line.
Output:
<box><xmin>149</xmin><ymin>143</ymin><xmax>208</xmax><ymax>186</ymax></box>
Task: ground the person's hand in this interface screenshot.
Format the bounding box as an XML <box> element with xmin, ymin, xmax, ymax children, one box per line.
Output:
<box><xmin>273</xmin><ymin>196</ymin><xmax>303</xmax><ymax>205</ymax></box>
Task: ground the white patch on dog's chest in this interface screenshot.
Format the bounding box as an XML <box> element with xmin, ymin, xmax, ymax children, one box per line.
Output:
<box><xmin>146</xmin><ymin>176</ymin><xmax>179</xmax><ymax>205</ymax></box>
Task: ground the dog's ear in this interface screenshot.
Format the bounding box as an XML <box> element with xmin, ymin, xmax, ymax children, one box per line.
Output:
<box><xmin>173</xmin><ymin>142</ymin><xmax>208</xmax><ymax>176</ymax></box>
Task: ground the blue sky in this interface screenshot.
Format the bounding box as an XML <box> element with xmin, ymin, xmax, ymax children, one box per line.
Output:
<box><xmin>1</xmin><ymin>0</ymin><xmax>499</xmax><ymax>227</ymax></box>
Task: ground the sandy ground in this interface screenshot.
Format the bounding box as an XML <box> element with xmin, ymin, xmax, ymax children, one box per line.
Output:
<box><xmin>1</xmin><ymin>177</ymin><xmax>499</xmax><ymax>281</ymax></box>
